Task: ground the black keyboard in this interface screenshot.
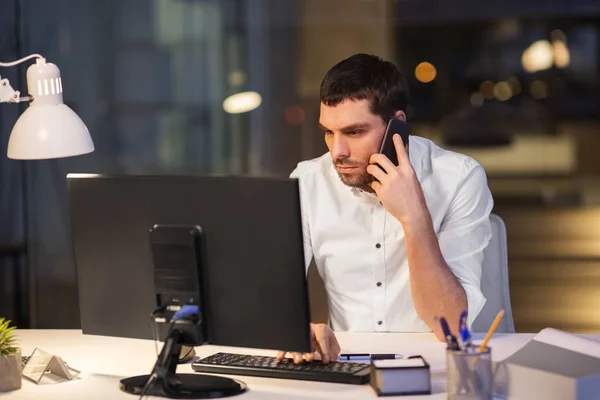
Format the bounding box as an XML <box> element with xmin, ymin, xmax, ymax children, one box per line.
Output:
<box><xmin>191</xmin><ymin>352</ymin><xmax>371</xmax><ymax>385</ymax></box>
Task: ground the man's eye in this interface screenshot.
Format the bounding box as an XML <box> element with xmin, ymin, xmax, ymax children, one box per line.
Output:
<box><xmin>347</xmin><ymin>130</ymin><xmax>362</xmax><ymax>136</ymax></box>
<box><xmin>324</xmin><ymin>130</ymin><xmax>333</xmax><ymax>135</ymax></box>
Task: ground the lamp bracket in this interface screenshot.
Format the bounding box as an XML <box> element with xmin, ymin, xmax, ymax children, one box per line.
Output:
<box><xmin>0</xmin><ymin>75</ymin><xmax>21</xmax><ymax>103</ymax></box>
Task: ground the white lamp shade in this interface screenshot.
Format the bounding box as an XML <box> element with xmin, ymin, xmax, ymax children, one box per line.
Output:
<box><xmin>6</xmin><ymin>57</ymin><xmax>94</xmax><ymax>160</ymax></box>
<box><xmin>7</xmin><ymin>103</ymin><xmax>94</xmax><ymax>160</ymax></box>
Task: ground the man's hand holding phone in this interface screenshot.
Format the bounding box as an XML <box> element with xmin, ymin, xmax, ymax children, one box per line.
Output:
<box><xmin>276</xmin><ymin>323</ymin><xmax>340</xmax><ymax>364</ymax></box>
<box><xmin>368</xmin><ymin>133</ymin><xmax>429</xmax><ymax>226</ymax></box>
<box><xmin>378</xmin><ymin>118</ymin><xmax>410</xmax><ymax>165</ymax></box>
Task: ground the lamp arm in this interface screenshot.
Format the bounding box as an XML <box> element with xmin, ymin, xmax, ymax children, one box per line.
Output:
<box><xmin>0</xmin><ymin>76</ymin><xmax>21</xmax><ymax>103</ymax></box>
<box><xmin>0</xmin><ymin>76</ymin><xmax>33</xmax><ymax>103</ymax></box>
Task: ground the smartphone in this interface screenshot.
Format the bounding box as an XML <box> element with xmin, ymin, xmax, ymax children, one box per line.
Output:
<box><xmin>379</xmin><ymin>118</ymin><xmax>411</xmax><ymax>166</ymax></box>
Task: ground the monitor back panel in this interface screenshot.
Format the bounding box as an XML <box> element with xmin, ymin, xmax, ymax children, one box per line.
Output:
<box><xmin>67</xmin><ymin>174</ymin><xmax>311</xmax><ymax>353</ymax></box>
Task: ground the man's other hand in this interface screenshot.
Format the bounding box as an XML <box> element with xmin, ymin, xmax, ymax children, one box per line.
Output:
<box><xmin>276</xmin><ymin>323</ymin><xmax>340</xmax><ymax>364</ymax></box>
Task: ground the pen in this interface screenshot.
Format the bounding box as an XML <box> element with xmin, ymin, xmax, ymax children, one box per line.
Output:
<box><xmin>443</xmin><ymin>314</ymin><xmax>471</xmax><ymax>394</ymax></box>
<box><xmin>338</xmin><ymin>353</ymin><xmax>403</xmax><ymax>361</ymax></box>
<box><xmin>440</xmin><ymin>317</ymin><xmax>460</xmax><ymax>351</ymax></box>
<box><xmin>458</xmin><ymin>310</ymin><xmax>472</xmax><ymax>351</ymax></box>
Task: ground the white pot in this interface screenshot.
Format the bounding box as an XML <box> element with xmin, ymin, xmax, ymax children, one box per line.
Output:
<box><xmin>0</xmin><ymin>350</ymin><xmax>22</xmax><ymax>392</ymax></box>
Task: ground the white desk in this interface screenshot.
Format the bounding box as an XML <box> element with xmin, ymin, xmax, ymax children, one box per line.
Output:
<box><xmin>3</xmin><ymin>330</ymin><xmax>587</xmax><ymax>399</ymax></box>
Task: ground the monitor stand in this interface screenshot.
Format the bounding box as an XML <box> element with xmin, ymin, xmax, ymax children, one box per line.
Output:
<box><xmin>119</xmin><ymin>329</ymin><xmax>247</xmax><ymax>398</ymax></box>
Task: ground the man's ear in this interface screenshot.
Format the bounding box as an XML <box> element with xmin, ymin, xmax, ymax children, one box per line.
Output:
<box><xmin>394</xmin><ymin>110</ymin><xmax>407</xmax><ymax>121</ymax></box>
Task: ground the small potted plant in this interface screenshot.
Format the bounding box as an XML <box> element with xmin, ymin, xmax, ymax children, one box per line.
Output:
<box><xmin>0</xmin><ymin>318</ymin><xmax>21</xmax><ymax>392</ymax></box>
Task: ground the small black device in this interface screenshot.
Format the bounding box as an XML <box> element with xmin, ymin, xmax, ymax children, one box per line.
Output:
<box><xmin>378</xmin><ymin>118</ymin><xmax>411</xmax><ymax>166</ymax></box>
<box><xmin>121</xmin><ymin>226</ymin><xmax>242</xmax><ymax>398</ymax></box>
<box><xmin>149</xmin><ymin>224</ymin><xmax>206</xmax><ymax>345</ymax></box>
<box><xmin>192</xmin><ymin>353</ymin><xmax>371</xmax><ymax>385</ymax></box>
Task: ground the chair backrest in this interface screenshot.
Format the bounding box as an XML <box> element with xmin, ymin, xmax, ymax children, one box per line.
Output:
<box><xmin>471</xmin><ymin>214</ymin><xmax>515</xmax><ymax>333</ymax></box>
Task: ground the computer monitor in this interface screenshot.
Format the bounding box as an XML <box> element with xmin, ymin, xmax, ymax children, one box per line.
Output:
<box><xmin>67</xmin><ymin>174</ymin><xmax>313</xmax><ymax>397</ymax></box>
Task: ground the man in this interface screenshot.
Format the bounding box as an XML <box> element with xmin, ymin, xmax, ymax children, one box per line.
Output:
<box><xmin>278</xmin><ymin>54</ymin><xmax>493</xmax><ymax>364</ymax></box>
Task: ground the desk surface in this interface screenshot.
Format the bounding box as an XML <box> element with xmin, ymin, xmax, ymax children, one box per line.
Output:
<box><xmin>4</xmin><ymin>330</ymin><xmax>595</xmax><ymax>399</ymax></box>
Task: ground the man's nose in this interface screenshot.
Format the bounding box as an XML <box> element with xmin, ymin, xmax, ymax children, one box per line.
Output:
<box><xmin>330</xmin><ymin>134</ymin><xmax>350</xmax><ymax>160</ymax></box>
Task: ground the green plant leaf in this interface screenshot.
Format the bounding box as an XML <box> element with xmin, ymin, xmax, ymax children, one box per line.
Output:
<box><xmin>0</xmin><ymin>318</ymin><xmax>18</xmax><ymax>356</ymax></box>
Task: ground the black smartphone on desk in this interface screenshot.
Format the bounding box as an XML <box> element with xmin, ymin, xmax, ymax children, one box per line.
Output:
<box><xmin>379</xmin><ymin>118</ymin><xmax>410</xmax><ymax>166</ymax></box>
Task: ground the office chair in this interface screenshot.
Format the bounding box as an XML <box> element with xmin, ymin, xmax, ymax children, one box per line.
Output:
<box><xmin>472</xmin><ymin>213</ymin><xmax>515</xmax><ymax>333</ymax></box>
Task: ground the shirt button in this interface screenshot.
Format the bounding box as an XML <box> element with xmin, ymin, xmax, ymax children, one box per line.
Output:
<box><xmin>377</xmin><ymin>321</ymin><xmax>383</xmax><ymax>325</ymax></box>
<box><xmin>375</xmin><ymin>243</ymin><xmax>381</xmax><ymax>249</ymax></box>
<box><xmin>376</xmin><ymin>282</ymin><xmax>382</xmax><ymax>287</ymax></box>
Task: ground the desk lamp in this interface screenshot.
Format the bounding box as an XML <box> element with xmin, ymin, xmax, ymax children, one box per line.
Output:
<box><xmin>0</xmin><ymin>54</ymin><xmax>94</xmax><ymax>159</ymax></box>
<box><xmin>0</xmin><ymin>54</ymin><xmax>94</xmax><ymax>329</ymax></box>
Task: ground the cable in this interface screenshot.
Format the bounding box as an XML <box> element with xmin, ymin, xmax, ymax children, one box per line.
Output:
<box><xmin>139</xmin><ymin>306</ymin><xmax>200</xmax><ymax>399</ymax></box>
<box><xmin>173</xmin><ymin>305</ymin><xmax>199</xmax><ymax>321</ymax></box>
<box><xmin>138</xmin><ymin>373</ymin><xmax>157</xmax><ymax>400</ymax></box>
<box><xmin>151</xmin><ymin>317</ymin><xmax>159</xmax><ymax>357</ymax></box>
<box><xmin>139</xmin><ymin>318</ymin><xmax>177</xmax><ymax>399</ymax></box>
<box><xmin>161</xmin><ymin>311</ymin><xmax>200</xmax><ymax>397</ymax></box>
<box><xmin>149</xmin><ymin>307</ymin><xmax>165</xmax><ymax>357</ymax></box>
<box><xmin>139</xmin><ymin>309</ymin><xmax>169</xmax><ymax>400</ymax></box>
<box><xmin>0</xmin><ymin>54</ymin><xmax>43</xmax><ymax>67</ymax></box>
<box><xmin>178</xmin><ymin>346</ymin><xmax>195</xmax><ymax>361</ymax></box>
<box><xmin>152</xmin><ymin>304</ymin><xmax>198</xmax><ymax>356</ymax></box>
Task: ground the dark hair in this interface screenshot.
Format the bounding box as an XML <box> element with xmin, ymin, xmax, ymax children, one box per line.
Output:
<box><xmin>320</xmin><ymin>53</ymin><xmax>409</xmax><ymax>122</ymax></box>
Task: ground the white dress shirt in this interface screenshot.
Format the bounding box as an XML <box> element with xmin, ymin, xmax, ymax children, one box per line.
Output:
<box><xmin>290</xmin><ymin>135</ymin><xmax>493</xmax><ymax>332</ymax></box>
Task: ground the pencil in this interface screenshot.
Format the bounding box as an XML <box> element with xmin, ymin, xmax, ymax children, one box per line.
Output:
<box><xmin>478</xmin><ymin>309</ymin><xmax>504</xmax><ymax>352</ymax></box>
<box><xmin>473</xmin><ymin>309</ymin><xmax>504</xmax><ymax>364</ymax></box>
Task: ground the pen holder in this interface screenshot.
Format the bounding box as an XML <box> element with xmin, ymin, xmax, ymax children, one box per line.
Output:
<box><xmin>446</xmin><ymin>347</ymin><xmax>492</xmax><ymax>400</ymax></box>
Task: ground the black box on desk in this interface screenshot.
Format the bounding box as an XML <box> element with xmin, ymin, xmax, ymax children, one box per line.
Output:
<box><xmin>370</xmin><ymin>355</ymin><xmax>431</xmax><ymax>396</ymax></box>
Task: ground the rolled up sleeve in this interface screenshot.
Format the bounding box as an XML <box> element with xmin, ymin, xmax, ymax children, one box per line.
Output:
<box><xmin>438</xmin><ymin>160</ymin><xmax>493</xmax><ymax>327</ymax></box>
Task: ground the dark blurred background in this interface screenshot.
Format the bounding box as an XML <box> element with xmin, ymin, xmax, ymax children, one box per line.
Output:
<box><xmin>1</xmin><ymin>0</ymin><xmax>600</xmax><ymax>333</ymax></box>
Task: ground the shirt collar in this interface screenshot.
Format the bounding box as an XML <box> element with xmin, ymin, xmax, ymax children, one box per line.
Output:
<box><xmin>409</xmin><ymin>136</ymin><xmax>428</xmax><ymax>183</ymax></box>
<box><xmin>350</xmin><ymin>187</ymin><xmax>378</xmax><ymax>200</ymax></box>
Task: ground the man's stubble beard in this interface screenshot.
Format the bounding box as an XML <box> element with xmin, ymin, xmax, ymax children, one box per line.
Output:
<box><xmin>335</xmin><ymin>166</ymin><xmax>374</xmax><ymax>189</ymax></box>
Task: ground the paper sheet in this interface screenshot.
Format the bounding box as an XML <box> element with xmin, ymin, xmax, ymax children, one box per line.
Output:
<box><xmin>533</xmin><ymin>328</ymin><xmax>600</xmax><ymax>359</ymax></box>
